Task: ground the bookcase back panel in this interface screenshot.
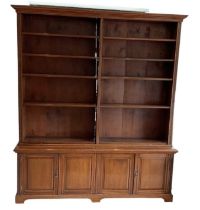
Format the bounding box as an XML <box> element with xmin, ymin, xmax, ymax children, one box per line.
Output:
<box><xmin>99</xmin><ymin>108</ymin><xmax>169</xmax><ymax>140</ymax></box>
<box><xmin>102</xmin><ymin>60</ymin><xmax>173</xmax><ymax>78</ymax></box>
<box><xmin>23</xmin><ymin>35</ymin><xmax>95</xmax><ymax>56</ymax></box>
<box><xmin>103</xmin><ymin>20</ymin><xmax>177</xmax><ymax>39</ymax></box>
<box><xmin>103</xmin><ymin>40</ymin><xmax>175</xmax><ymax>59</ymax></box>
<box><xmin>24</xmin><ymin>77</ymin><xmax>96</xmax><ymax>103</ymax></box>
<box><xmin>101</xmin><ymin>80</ymin><xmax>172</xmax><ymax>105</ymax></box>
<box><xmin>23</xmin><ymin>106</ymin><xmax>95</xmax><ymax>140</ymax></box>
<box><xmin>103</xmin><ymin>40</ymin><xmax>126</xmax><ymax>57</ymax></box>
<box><xmin>22</xmin><ymin>14</ymin><xmax>97</xmax><ymax>36</ymax></box>
<box><xmin>23</xmin><ymin>56</ymin><xmax>96</xmax><ymax>76</ymax></box>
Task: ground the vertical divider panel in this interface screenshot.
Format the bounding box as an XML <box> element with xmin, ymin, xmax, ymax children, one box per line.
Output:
<box><xmin>17</xmin><ymin>13</ymin><xmax>24</xmax><ymax>143</ymax></box>
<box><xmin>168</xmin><ymin>22</ymin><xmax>181</xmax><ymax>145</ymax></box>
<box><xmin>96</xmin><ymin>18</ymin><xmax>104</xmax><ymax>143</ymax></box>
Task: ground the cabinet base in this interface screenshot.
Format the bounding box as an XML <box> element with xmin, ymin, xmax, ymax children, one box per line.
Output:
<box><xmin>15</xmin><ymin>193</ymin><xmax>173</xmax><ymax>203</ymax></box>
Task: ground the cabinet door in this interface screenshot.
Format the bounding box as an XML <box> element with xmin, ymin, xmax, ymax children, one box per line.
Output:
<box><xmin>21</xmin><ymin>154</ymin><xmax>58</xmax><ymax>195</ymax></box>
<box><xmin>134</xmin><ymin>154</ymin><xmax>172</xmax><ymax>194</ymax></box>
<box><xmin>60</xmin><ymin>154</ymin><xmax>96</xmax><ymax>194</ymax></box>
<box><xmin>97</xmin><ymin>154</ymin><xmax>134</xmax><ymax>194</ymax></box>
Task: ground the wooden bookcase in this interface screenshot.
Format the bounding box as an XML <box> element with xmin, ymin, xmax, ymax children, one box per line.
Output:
<box><xmin>12</xmin><ymin>5</ymin><xmax>187</xmax><ymax>203</ymax></box>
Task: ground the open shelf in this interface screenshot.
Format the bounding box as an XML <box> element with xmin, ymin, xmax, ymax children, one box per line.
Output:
<box><xmin>22</xmin><ymin>32</ymin><xmax>97</xmax><ymax>39</ymax></box>
<box><xmin>24</xmin><ymin>77</ymin><xmax>96</xmax><ymax>103</ymax></box>
<box><xmin>101</xmin><ymin>79</ymin><xmax>171</xmax><ymax>106</ymax></box>
<box><xmin>103</xmin><ymin>19</ymin><xmax>177</xmax><ymax>39</ymax></box>
<box><xmin>23</xmin><ymin>106</ymin><xmax>95</xmax><ymax>143</ymax></box>
<box><xmin>101</xmin><ymin>76</ymin><xmax>172</xmax><ymax>81</ymax></box>
<box><xmin>22</xmin><ymin>35</ymin><xmax>96</xmax><ymax>56</ymax></box>
<box><xmin>102</xmin><ymin>59</ymin><xmax>174</xmax><ymax>78</ymax></box>
<box><xmin>100</xmin><ymin>104</ymin><xmax>170</xmax><ymax>109</ymax></box>
<box><xmin>22</xmin><ymin>14</ymin><xmax>98</xmax><ymax>36</ymax></box>
<box><xmin>23</xmin><ymin>73</ymin><xmax>97</xmax><ymax>79</ymax></box>
<box><xmin>23</xmin><ymin>56</ymin><xmax>96</xmax><ymax>76</ymax></box>
<box><xmin>99</xmin><ymin>108</ymin><xmax>169</xmax><ymax>143</ymax></box>
<box><xmin>103</xmin><ymin>40</ymin><xmax>175</xmax><ymax>60</ymax></box>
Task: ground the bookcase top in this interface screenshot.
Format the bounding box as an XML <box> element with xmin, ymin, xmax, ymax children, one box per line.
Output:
<box><xmin>12</xmin><ymin>5</ymin><xmax>187</xmax><ymax>22</ymax></box>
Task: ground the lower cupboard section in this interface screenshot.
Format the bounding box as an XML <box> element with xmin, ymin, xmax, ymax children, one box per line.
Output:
<box><xmin>16</xmin><ymin>152</ymin><xmax>175</xmax><ymax>203</ymax></box>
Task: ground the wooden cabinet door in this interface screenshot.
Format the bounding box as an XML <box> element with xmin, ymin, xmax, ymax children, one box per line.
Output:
<box><xmin>21</xmin><ymin>154</ymin><xmax>58</xmax><ymax>195</ymax></box>
<box><xmin>97</xmin><ymin>154</ymin><xmax>134</xmax><ymax>194</ymax></box>
<box><xmin>60</xmin><ymin>154</ymin><xmax>96</xmax><ymax>194</ymax></box>
<box><xmin>134</xmin><ymin>154</ymin><xmax>172</xmax><ymax>194</ymax></box>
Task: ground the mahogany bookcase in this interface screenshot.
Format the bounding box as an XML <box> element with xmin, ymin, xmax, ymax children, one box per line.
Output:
<box><xmin>12</xmin><ymin>5</ymin><xmax>187</xmax><ymax>203</ymax></box>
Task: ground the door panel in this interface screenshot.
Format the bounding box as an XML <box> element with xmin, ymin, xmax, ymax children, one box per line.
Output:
<box><xmin>22</xmin><ymin>154</ymin><xmax>58</xmax><ymax>194</ymax></box>
<box><xmin>97</xmin><ymin>154</ymin><xmax>134</xmax><ymax>194</ymax></box>
<box><xmin>60</xmin><ymin>154</ymin><xmax>96</xmax><ymax>194</ymax></box>
<box><xmin>134</xmin><ymin>154</ymin><xmax>171</xmax><ymax>194</ymax></box>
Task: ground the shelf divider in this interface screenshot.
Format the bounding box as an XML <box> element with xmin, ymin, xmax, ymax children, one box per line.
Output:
<box><xmin>22</xmin><ymin>32</ymin><xmax>98</xmax><ymax>39</ymax></box>
<box><xmin>23</xmin><ymin>73</ymin><xmax>96</xmax><ymax>79</ymax></box>
<box><xmin>103</xmin><ymin>57</ymin><xmax>174</xmax><ymax>62</ymax></box>
<box><xmin>24</xmin><ymin>102</ymin><xmax>96</xmax><ymax>108</ymax></box>
<box><xmin>101</xmin><ymin>76</ymin><xmax>173</xmax><ymax>81</ymax></box>
<box><xmin>23</xmin><ymin>53</ymin><xmax>96</xmax><ymax>60</ymax></box>
<box><xmin>103</xmin><ymin>36</ymin><xmax>176</xmax><ymax>42</ymax></box>
<box><xmin>100</xmin><ymin>104</ymin><xmax>170</xmax><ymax>109</ymax></box>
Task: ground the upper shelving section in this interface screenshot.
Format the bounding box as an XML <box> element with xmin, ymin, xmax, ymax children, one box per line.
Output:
<box><xmin>12</xmin><ymin>5</ymin><xmax>187</xmax><ymax>145</ymax></box>
<box><xmin>101</xmin><ymin>20</ymin><xmax>177</xmax><ymax>76</ymax></box>
<box><xmin>21</xmin><ymin>14</ymin><xmax>99</xmax><ymax>63</ymax></box>
<box><xmin>21</xmin><ymin>14</ymin><xmax>99</xmax><ymax>106</ymax></box>
<box><xmin>97</xmin><ymin>17</ymin><xmax>177</xmax><ymax>145</ymax></box>
<box><xmin>19</xmin><ymin>12</ymin><xmax>99</xmax><ymax>144</ymax></box>
<box><xmin>21</xmin><ymin>15</ymin><xmax>98</xmax><ymax>73</ymax></box>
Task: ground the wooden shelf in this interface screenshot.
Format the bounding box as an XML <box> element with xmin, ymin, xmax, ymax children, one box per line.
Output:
<box><xmin>23</xmin><ymin>73</ymin><xmax>97</xmax><ymax>79</ymax></box>
<box><xmin>100</xmin><ymin>137</ymin><xmax>167</xmax><ymax>145</ymax></box>
<box><xmin>24</xmin><ymin>102</ymin><xmax>96</xmax><ymax>108</ymax></box>
<box><xmin>104</xmin><ymin>36</ymin><xmax>176</xmax><ymax>42</ymax></box>
<box><xmin>103</xmin><ymin>57</ymin><xmax>174</xmax><ymax>62</ymax></box>
<box><xmin>23</xmin><ymin>53</ymin><xmax>96</xmax><ymax>60</ymax></box>
<box><xmin>22</xmin><ymin>32</ymin><xmax>98</xmax><ymax>39</ymax></box>
<box><xmin>100</xmin><ymin>104</ymin><xmax>170</xmax><ymax>109</ymax></box>
<box><xmin>101</xmin><ymin>76</ymin><xmax>173</xmax><ymax>81</ymax></box>
<box><xmin>24</xmin><ymin>137</ymin><xmax>95</xmax><ymax>144</ymax></box>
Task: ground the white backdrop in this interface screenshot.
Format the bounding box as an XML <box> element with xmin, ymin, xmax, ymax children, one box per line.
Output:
<box><xmin>0</xmin><ymin>0</ymin><xmax>199</xmax><ymax>210</ymax></box>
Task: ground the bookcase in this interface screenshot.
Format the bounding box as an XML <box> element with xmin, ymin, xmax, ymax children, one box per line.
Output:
<box><xmin>12</xmin><ymin>5</ymin><xmax>186</xmax><ymax>203</ymax></box>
